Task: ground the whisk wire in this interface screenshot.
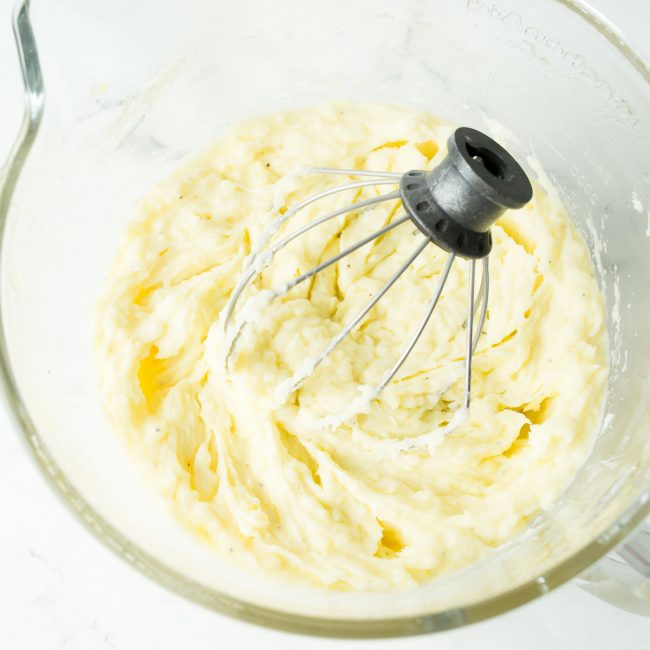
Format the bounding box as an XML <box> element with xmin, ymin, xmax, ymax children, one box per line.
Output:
<box><xmin>278</xmin><ymin>214</ymin><xmax>411</xmax><ymax>298</ymax></box>
<box><xmin>243</xmin><ymin>178</ymin><xmax>400</xmax><ymax>273</ymax></box>
<box><xmin>306</xmin><ymin>166</ymin><xmax>402</xmax><ymax>179</ymax></box>
<box><xmin>463</xmin><ymin>260</ymin><xmax>476</xmax><ymax>409</ymax></box>
<box><xmin>224</xmin><ymin>188</ymin><xmax>400</xmax><ymax>329</ymax></box>
<box><xmin>270</xmin><ymin>190</ymin><xmax>400</xmax><ymax>255</ymax></box>
<box><xmin>223</xmin><ymin>190</ymin><xmax>405</xmax><ymax>365</ymax></box>
<box><xmin>278</xmin><ymin>237</ymin><xmax>431</xmax><ymax>396</ymax></box>
<box><xmin>373</xmin><ymin>251</ymin><xmax>456</xmax><ymax>395</ymax></box>
<box><xmin>472</xmin><ymin>257</ymin><xmax>489</xmax><ymax>351</ymax></box>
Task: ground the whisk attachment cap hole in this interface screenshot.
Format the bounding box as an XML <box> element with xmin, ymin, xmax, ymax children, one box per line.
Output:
<box><xmin>465</xmin><ymin>141</ymin><xmax>512</xmax><ymax>182</ymax></box>
<box><xmin>453</xmin><ymin>127</ymin><xmax>532</xmax><ymax>209</ymax></box>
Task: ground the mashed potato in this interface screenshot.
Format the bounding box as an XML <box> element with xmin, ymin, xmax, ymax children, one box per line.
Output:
<box><xmin>98</xmin><ymin>103</ymin><xmax>607</xmax><ymax>590</ymax></box>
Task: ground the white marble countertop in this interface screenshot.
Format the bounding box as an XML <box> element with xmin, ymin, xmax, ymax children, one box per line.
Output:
<box><xmin>1</xmin><ymin>0</ymin><xmax>649</xmax><ymax>648</ymax></box>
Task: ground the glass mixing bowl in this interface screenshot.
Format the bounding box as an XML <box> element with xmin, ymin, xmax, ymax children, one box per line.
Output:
<box><xmin>1</xmin><ymin>0</ymin><xmax>649</xmax><ymax>637</ymax></box>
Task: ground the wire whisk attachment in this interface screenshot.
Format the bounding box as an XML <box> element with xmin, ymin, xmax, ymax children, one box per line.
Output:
<box><xmin>222</xmin><ymin>128</ymin><xmax>532</xmax><ymax>435</ymax></box>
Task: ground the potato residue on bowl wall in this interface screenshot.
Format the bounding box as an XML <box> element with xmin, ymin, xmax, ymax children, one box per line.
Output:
<box><xmin>97</xmin><ymin>103</ymin><xmax>607</xmax><ymax>590</ymax></box>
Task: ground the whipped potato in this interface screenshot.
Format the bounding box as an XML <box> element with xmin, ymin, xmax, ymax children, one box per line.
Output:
<box><xmin>98</xmin><ymin>103</ymin><xmax>607</xmax><ymax>590</ymax></box>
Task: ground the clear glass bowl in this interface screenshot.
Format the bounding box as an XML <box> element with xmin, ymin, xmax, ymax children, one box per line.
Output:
<box><xmin>1</xmin><ymin>0</ymin><xmax>649</xmax><ymax>637</ymax></box>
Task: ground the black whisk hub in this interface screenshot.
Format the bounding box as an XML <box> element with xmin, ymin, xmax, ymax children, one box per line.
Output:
<box><xmin>400</xmin><ymin>127</ymin><xmax>533</xmax><ymax>259</ymax></box>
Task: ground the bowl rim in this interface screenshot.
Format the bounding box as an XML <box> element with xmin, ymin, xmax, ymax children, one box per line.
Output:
<box><xmin>1</xmin><ymin>0</ymin><xmax>649</xmax><ymax>638</ymax></box>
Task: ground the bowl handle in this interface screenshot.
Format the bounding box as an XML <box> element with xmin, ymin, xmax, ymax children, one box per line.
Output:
<box><xmin>577</xmin><ymin>519</ymin><xmax>650</xmax><ymax>616</ymax></box>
